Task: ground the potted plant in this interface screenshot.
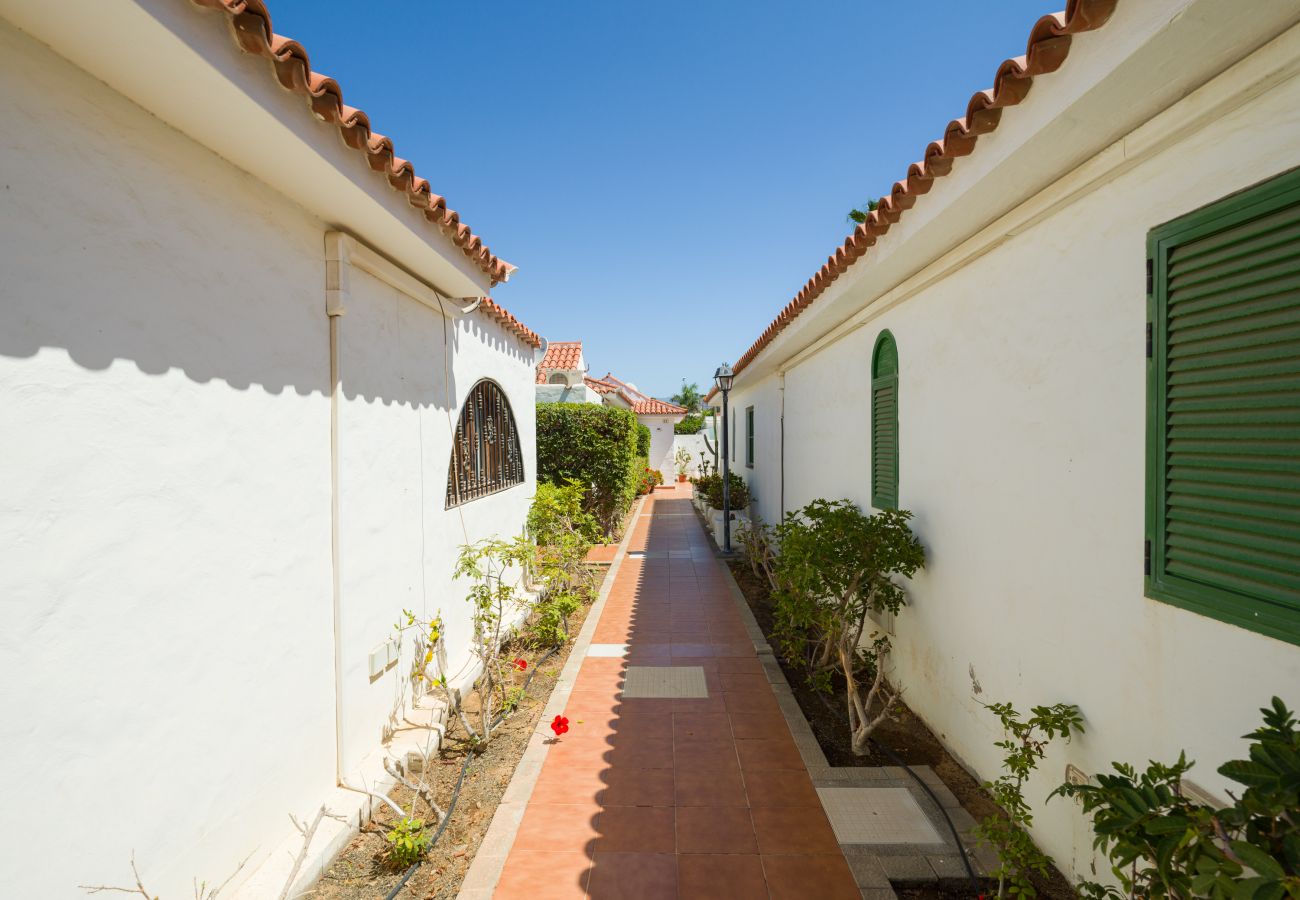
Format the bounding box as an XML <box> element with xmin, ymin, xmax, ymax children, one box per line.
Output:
<box><xmin>674</xmin><ymin>447</ymin><xmax>692</xmax><ymax>483</ymax></box>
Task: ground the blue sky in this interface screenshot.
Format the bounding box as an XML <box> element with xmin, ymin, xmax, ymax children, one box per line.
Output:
<box><xmin>263</xmin><ymin>0</ymin><xmax>1058</xmax><ymax>398</ymax></box>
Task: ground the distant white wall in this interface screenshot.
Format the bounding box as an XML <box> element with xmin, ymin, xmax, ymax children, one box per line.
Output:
<box><xmin>536</xmin><ymin>382</ymin><xmax>600</xmax><ymax>404</ymax></box>
<box><xmin>0</xmin><ymin>20</ymin><xmax>534</xmax><ymax>899</ymax></box>
<box><xmin>641</xmin><ymin>414</ymin><xmax>682</xmax><ymax>477</ymax></box>
<box><xmin>724</xmin><ymin>24</ymin><xmax>1300</xmax><ymax>884</ymax></box>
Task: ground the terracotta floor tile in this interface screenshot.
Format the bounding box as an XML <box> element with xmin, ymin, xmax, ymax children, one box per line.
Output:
<box><xmin>496</xmin><ymin>849</ymin><xmax>593</xmax><ymax>899</ymax></box>
<box><xmin>675</xmin><ymin>806</ymin><xmax>757</xmax><ymax>854</ymax></box>
<box><xmin>761</xmin><ymin>854</ymin><xmax>861</xmax><ymax>900</ymax></box>
<box><xmin>742</xmin><ymin>770</ymin><xmax>821</xmax><ymax>807</ymax></box>
<box><xmin>713</xmin><ymin>657</ymin><xmax>764</xmax><ymax>674</ymax></box>
<box><xmin>601</xmin><ymin>767</ymin><xmax>675</xmax><ymax>807</ymax></box>
<box><xmin>672</xmin><ymin>712</ymin><xmax>732</xmax><ymax>741</ymax></box>
<box><xmin>513</xmin><ymin>803</ymin><xmax>601</xmax><ymax>853</ymax></box>
<box><xmin>669</xmin><ymin>642</ymin><xmax>715</xmax><ymax>657</ymax></box>
<box><xmin>719</xmin><ymin>673</ymin><xmax>770</xmax><ymax>693</ymax></box>
<box><xmin>750</xmin><ymin>806</ymin><xmax>842</xmax><ymax>855</ymax></box>
<box><xmin>735</xmin><ymin>737</ymin><xmax>804</xmax><ymax>771</ymax></box>
<box><xmin>586</xmin><ymin>852</ymin><xmax>678</xmax><ymax>900</ymax></box>
<box><xmin>728</xmin><ymin>712</ymin><xmax>790</xmax><ymax>740</ymax></box>
<box><xmin>671</xmin><ymin>696</ymin><xmax>727</xmax><ymax>714</ymax></box>
<box><xmin>531</xmin><ymin>761</ymin><xmax>608</xmax><ymax>806</ymax></box>
<box><xmin>674</xmin><ymin>768</ymin><xmax>748</xmax><ymax>807</ymax></box>
<box><xmin>672</xmin><ymin>737</ymin><xmax>739</xmax><ymax>773</ymax></box>
<box><xmin>723</xmin><ymin>692</ymin><xmax>782</xmax><ymax>716</ymax></box>
<box><xmin>596</xmin><ymin>806</ymin><xmax>676</xmax><ymax>853</ymax></box>
<box><xmin>676</xmin><ymin>854</ymin><xmax>768</xmax><ymax>900</ymax></box>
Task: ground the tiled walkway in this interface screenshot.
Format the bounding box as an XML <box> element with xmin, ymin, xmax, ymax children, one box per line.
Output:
<box><xmin>493</xmin><ymin>489</ymin><xmax>862</xmax><ymax>899</ymax></box>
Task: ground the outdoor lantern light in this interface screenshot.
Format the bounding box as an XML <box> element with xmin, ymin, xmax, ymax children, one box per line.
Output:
<box><xmin>714</xmin><ymin>363</ymin><xmax>735</xmax><ymax>553</ymax></box>
<box><xmin>713</xmin><ymin>363</ymin><xmax>734</xmax><ymax>394</ymax></box>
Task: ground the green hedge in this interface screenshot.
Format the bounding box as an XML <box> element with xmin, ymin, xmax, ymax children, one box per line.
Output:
<box><xmin>636</xmin><ymin>423</ymin><xmax>651</xmax><ymax>457</ymax></box>
<box><xmin>537</xmin><ymin>403</ymin><xmax>642</xmax><ymax>534</ymax></box>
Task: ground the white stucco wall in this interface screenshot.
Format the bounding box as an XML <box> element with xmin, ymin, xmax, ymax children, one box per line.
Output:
<box><xmin>0</xmin><ymin>19</ymin><xmax>535</xmax><ymax>898</ymax></box>
<box><xmin>536</xmin><ymin>382</ymin><xmax>600</xmax><ymax>404</ymax></box>
<box><xmin>724</xmin><ymin>23</ymin><xmax>1300</xmax><ymax>884</ymax></box>
<box><xmin>641</xmin><ymin>414</ymin><xmax>683</xmax><ymax>478</ymax></box>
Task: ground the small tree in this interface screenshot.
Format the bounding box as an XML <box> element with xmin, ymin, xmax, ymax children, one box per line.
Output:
<box><xmin>753</xmin><ymin>499</ymin><xmax>924</xmax><ymax>754</ymax></box>
<box><xmin>671</xmin><ymin>380</ymin><xmax>703</xmax><ymax>413</ymax></box>
<box><xmin>975</xmin><ymin>700</ymin><xmax>1084</xmax><ymax>898</ymax></box>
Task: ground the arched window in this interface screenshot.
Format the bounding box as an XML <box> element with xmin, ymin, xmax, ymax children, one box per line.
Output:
<box><xmin>871</xmin><ymin>331</ymin><xmax>898</xmax><ymax>509</ymax></box>
<box><xmin>547</xmin><ymin>372</ymin><xmax>568</xmax><ymax>385</ymax></box>
<box><xmin>446</xmin><ymin>379</ymin><xmax>525</xmax><ymax>508</ymax></box>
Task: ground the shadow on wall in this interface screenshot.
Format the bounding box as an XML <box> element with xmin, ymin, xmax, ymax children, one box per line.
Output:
<box><xmin>0</xmin><ymin>265</ymin><xmax>533</xmax><ymax>410</ymax></box>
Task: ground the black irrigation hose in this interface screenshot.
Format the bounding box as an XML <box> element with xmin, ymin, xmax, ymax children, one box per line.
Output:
<box><xmin>868</xmin><ymin>735</ymin><xmax>983</xmax><ymax>896</ymax></box>
<box><xmin>384</xmin><ymin>641</ymin><xmax>564</xmax><ymax>899</ymax></box>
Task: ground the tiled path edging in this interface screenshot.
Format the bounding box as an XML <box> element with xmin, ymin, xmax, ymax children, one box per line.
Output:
<box><xmin>717</xmin><ymin>533</ymin><xmax>996</xmax><ymax>896</ymax></box>
<box><xmin>457</xmin><ymin>498</ymin><xmax>645</xmax><ymax>899</ymax></box>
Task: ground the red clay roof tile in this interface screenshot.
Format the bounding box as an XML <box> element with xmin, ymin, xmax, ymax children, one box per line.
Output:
<box><xmin>191</xmin><ymin>0</ymin><xmax>514</xmax><ymax>287</ymax></box>
<box><xmin>477</xmin><ymin>296</ymin><xmax>542</xmax><ymax>348</ymax></box>
<box><xmin>536</xmin><ymin>342</ymin><xmax>585</xmax><ymax>383</ymax></box>
<box><xmin>706</xmin><ymin>0</ymin><xmax>1118</xmax><ymax>399</ymax></box>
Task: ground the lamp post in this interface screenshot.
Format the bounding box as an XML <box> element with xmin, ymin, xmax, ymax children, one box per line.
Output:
<box><xmin>713</xmin><ymin>363</ymin><xmax>735</xmax><ymax>553</ymax></box>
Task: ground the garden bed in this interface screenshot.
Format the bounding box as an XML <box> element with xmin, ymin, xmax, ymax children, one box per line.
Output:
<box><xmin>726</xmin><ymin>559</ymin><xmax>1075</xmax><ymax>900</ymax></box>
<box><xmin>305</xmin><ymin>597</ymin><xmax>598</xmax><ymax>900</ymax></box>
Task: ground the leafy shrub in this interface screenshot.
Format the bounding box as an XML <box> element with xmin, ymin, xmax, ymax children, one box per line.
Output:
<box><xmin>675</xmin><ymin>413</ymin><xmax>705</xmax><ymax>435</ymax></box>
<box><xmin>975</xmin><ymin>701</ymin><xmax>1083</xmax><ymax>898</ymax></box>
<box><xmin>1053</xmin><ymin>696</ymin><xmax>1300</xmax><ymax>900</ymax></box>
<box><xmin>697</xmin><ymin>471</ymin><xmax>749</xmax><ymax>510</ymax></box>
<box><xmin>636</xmin><ymin>423</ymin><xmax>651</xmax><ymax>457</ymax></box>
<box><xmin>536</xmin><ymin>403</ymin><xmax>641</xmax><ymax>534</ymax></box>
<box><xmin>528</xmin><ymin>480</ymin><xmax>602</xmax><ymax>545</ymax></box>
<box><xmin>385</xmin><ymin>817</ymin><xmax>430</xmax><ymax>867</ymax></box>
<box><xmin>750</xmin><ymin>500</ymin><xmax>923</xmax><ymax>754</ymax></box>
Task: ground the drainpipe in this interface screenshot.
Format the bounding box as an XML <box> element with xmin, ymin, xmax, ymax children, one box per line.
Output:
<box><xmin>324</xmin><ymin>232</ymin><xmax>349</xmax><ymax>783</ymax></box>
<box><xmin>779</xmin><ymin>370</ymin><xmax>786</xmax><ymax>520</ymax></box>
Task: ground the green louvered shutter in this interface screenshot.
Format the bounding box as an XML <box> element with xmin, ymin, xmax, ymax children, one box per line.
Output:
<box><xmin>1147</xmin><ymin>167</ymin><xmax>1300</xmax><ymax>645</ymax></box>
<box><xmin>872</xmin><ymin>331</ymin><xmax>899</xmax><ymax>509</ymax></box>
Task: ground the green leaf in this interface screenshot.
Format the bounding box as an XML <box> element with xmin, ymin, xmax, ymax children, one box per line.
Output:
<box><xmin>1231</xmin><ymin>842</ymin><xmax>1285</xmax><ymax>879</ymax></box>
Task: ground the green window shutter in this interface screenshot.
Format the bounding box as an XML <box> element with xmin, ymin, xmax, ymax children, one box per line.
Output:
<box><xmin>871</xmin><ymin>331</ymin><xmax>899</xmax><ymax>509</ymax></box>
<box><xmin>746</xmin><ymin>406</ymin><xmax>755</xmax><ymax>467</ymax></box>
<box><xmin>1147</xmin><ymin>166</ymin><xmax>1300</xmax><ymax>645</ymax></box>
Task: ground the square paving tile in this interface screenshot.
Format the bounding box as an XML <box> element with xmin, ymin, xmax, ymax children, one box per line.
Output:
<box><xmin>622</xmin><ymin>665</ymin><xmax>709</xmax><ymax>699</ymax></box>
<box><xmin>816</xmin><ymin>786</ymin><xmax>943</xmax><ymax>844</ymax></box>
<box><xmin>588</xmin><ymin>643</ymin><xmax>630</xmax><ymax>657</ymax></box>
<box><xmin>586</xmin><ymin>852</ymin><xmax>678</xmax><ymax>899</ymax></box>
<box><xmin>676</xmin><ymin>805</ymin><xmax>757</xmax><ymax>853</ymax></box>
<box><xmin>677</xmin><ymin>854</ymin><xmax>768</xmax><ymax>899</ymax></box>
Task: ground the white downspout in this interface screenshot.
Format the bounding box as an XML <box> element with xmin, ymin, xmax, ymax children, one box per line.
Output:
<box><xmin>779</xmin><ymin>370</ymin><xmax>786</xmax><ymax>520</ymax></box>
<box><xmin>324</xmin><ymin>232</ymin><xmax>349</xmax><ymax>783</ymax></box>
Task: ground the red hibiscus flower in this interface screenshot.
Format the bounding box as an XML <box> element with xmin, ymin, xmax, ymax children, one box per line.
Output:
<box><xmin>513</xmin><ymin>658</ymin><xmax>528</xmax><ymax>671</ymax></box>
<box><xmin>550</xmin><ymin>715</ymin><xmax>570</xmax><ymax>737</ymax></box>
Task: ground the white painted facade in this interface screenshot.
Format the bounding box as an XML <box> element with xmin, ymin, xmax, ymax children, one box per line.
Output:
<box><xmin>719</xmin><ymin>0</ymin><xmax>1300</xmax><ymax>884</ymax></box>
<box><xmin>0</xmin><ymin>6</ymin><xmax>536</xmax><ymax>898</ymax></box>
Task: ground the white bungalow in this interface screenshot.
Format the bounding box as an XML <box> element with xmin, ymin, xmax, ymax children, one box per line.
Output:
<box><xmin>0</xmin><ymin>0</ymin><xmax>542</xmax><ymax>896</ymax></box>
<box><xmin>710</xmin><ymin>0</ymin><xmax>1300</xmax><ymax>885</ymax></box>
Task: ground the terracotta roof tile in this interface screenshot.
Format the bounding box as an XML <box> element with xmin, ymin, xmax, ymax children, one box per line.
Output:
<box><xmin>536</xmin><ymin>342</ymin><xmax>585</xmax><ymax>383</ymax></box>
<box><xmin>191</xmin><ymin>0</ymin><xmax>514</xmax><ymax>286</ymax></box>
<box><xmin>477</xmin><ymin>296</ymin><xmax>542</xmax><ymax>348</ymax></box>
<box><xmin>599</xmin><ymin>374</ymin><xmax>688</xmax><ymax>416</ymax></box>
<box><xmin>706</xmin><ymin>0</ymin><xmax>1118</xmax><ymax>399</ymax></box>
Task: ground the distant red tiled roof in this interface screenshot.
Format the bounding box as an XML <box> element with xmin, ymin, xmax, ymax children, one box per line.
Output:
<box><xmin>191</xmin><ymin>0</ymin><xmax>514</xmax><ymax>287</ymax></box>
<box><xmin>536</xmin><ymin>342</ymin><xmax>585</xmax><ymax>383</ymax></box>
<box><xmin>478</xmin><ymin>297</ymin><xmax>541</xmax><ymax>348</ymax></box>
<box><xmin>706</xmin><ymin>0</ymin><xmax>1117</xmax><ymax>400</ymax></box>
<box><xmin>599</xmin><ymin>374</ymin><xmax>688</xmax><ymax>416</ymax></box>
